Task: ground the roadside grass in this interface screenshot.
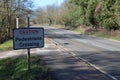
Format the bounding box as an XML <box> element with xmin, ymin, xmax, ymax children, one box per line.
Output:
<box><xmin>89</xmin><ymin>32</ymin><xmax>120</xmax><ymax>41</ymax></box>
<box><xmin>0</xmin><ymin>56</ymin><xmax>52</xmax><ymax>80</ymax></box>
<box><xmin>0</xmin><ymin>40</ymin><xmax>13</xmax><ymax>51</ymax></box>
<box><xmin>72</xmin><ymin>28</ymin><xmax>120</xmax><ymax>41</ymax></box>
<box><xmin>73</xmin><ymin>29</ymin><xmax>84</xmax><ymax>34</ymax></box>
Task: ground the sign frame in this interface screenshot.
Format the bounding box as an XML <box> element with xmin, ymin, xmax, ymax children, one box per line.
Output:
<box><xmin>13</xmin><ymin>27</ymin><xmax>44</xmax><ymax>50</ymax></box>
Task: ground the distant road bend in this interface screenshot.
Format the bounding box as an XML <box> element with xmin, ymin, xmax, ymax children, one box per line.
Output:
<box><xmin>43</xmin><ymin>26</ymin><xmax>120</xmax><ymax>80</ymax></box>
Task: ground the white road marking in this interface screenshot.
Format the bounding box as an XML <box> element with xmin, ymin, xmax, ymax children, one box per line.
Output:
<box><xmin>68</xmin><ymin>51</ymin><xmax>118</xmax><ymax>80</ymax></box>
<box><xmin>49</xmin><ymin>38</ymin><xmax>119</xmax><ymax>80</ymax></box>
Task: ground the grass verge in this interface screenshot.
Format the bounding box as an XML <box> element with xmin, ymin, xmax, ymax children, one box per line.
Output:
<box><xmin>73</xmin><ymin>29</ymin><xmax>85</xmax><ymax>34</ymax></box>
<box><xmin>89</xmin><ymin>32</ymin><xmax>120</xmax><ymax>41</ymax></box>
<box><xmin>0</xmin><ymin>40</ymin><xmax>13</xmax><ymax>51</ymax></box>
<box><xmin>72</xmin><ymin>28</ymin><xmax>120</xmax><ymax>41</ymax></box>
<box><xmin>0</xmin><ymin>56</ymin><xmax>52</xmax><ymax>80</ymax></box>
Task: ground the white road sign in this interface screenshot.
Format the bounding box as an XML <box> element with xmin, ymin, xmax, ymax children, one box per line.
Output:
<box><xmin>13</xmin><ymin>28</ymin><xmax>44</xmax><ymax>50</ymax></box>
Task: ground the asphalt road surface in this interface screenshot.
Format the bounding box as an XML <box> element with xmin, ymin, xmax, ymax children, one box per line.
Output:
<box><xmin>43</xmin><ymin>26</ymin><xmax>120</xmax><ymax>80</ymax></box>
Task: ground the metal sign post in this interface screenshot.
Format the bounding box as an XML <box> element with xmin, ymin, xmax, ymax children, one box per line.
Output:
<box><xmin>27</xmin><ymin>16</ymin><xmax>31</xmax><ymax>71</ymax></box>
<box><xmin>13</xmin><ymin>16</ymin><xmax>44</xmax><ymax>72</ymax></box>
<box><xmin>28</xmin><ymin>48</ymin><xmax>30</xmax><ymax>71</ymax></box>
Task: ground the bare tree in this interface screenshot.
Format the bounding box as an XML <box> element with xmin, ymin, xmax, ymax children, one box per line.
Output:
<box><xmin>0</xmin><ymin>0</ymin><xmax>33</xmax><ymax>43</ymax></box>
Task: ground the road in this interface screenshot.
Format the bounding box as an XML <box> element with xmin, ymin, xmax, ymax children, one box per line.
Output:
<box><xmin>44</xmin><ymin>26</ymin><xmax>120</xmax><ymax>80</ymax></box>
<box><xmin>0</xmin><ymin>37</ymin><xmax>113</xmax><ymax>80</ymax></box>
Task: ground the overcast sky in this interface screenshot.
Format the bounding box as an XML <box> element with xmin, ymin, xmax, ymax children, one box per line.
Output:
<box><xmin>32</xmin><ymin>0</ymin><xmax>65</xmax><ymax>9</ymax></box>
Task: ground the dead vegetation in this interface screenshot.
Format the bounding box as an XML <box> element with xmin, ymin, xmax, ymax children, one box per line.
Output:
<box><xmin>77</xmin><ymin>25</ymin><xmax>120</xmax><ymax>38</ymax></box>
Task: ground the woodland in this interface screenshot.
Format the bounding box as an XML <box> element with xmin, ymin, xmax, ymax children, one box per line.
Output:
<box><xmin>1</xmin><ymin>0</ymin><xmax>120</xmax><ymax>43</ymax></box>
